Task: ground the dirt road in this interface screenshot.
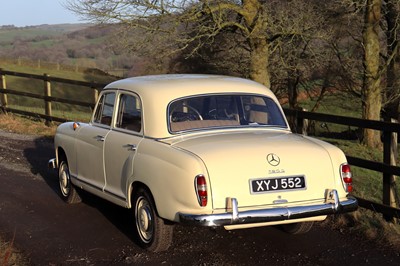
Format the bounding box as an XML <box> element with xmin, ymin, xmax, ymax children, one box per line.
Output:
<box><xmin>0</xmin><ymin>130</ymin><xmax>399</xmax><ymax>265</ymax></box>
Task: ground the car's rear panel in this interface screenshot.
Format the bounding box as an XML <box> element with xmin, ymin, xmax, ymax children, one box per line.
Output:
<box><xmin>171</xmin><ymin>130</ymin><xmax>342</xmax><ymax>210</ymax></box>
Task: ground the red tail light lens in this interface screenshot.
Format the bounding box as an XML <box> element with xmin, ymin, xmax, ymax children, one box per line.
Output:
<box><xmin>340</xmin><ymin>163</ymin><xmax>353</xmax><ymax>193</ymax></box>
<box><xmin>195</xmin><ymin>175</ymin><xmax>207</xmax><ymax>207</ymax></box>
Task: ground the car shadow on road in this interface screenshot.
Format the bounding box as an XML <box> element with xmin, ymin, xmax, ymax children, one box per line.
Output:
<box><xmin>23</xmin><ymin>136</ymin><xmax>60</xmax><ymax>195</ymax></box>
<box><xmin>79</xmin><ymin>189</ymin><xmax>137</xmax><ymax>241</ymax></box>
<box><xmin>23</xmin><ymin>136</ymin><xmax>138</xmax><ymax>245</ymax></box>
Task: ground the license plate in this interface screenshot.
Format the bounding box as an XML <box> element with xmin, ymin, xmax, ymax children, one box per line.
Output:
<box><xmin>250</xmin><ymin>176</ymin><xmax>306</xmax><ymax>194</ymax></box>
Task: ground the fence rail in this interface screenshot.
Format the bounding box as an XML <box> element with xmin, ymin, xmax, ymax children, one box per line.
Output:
<box><xmin>284</xmin><ymin>108</ymin><xmax>400</xmax><ymax>220</ymax></box>
<box><xmin>0</xmin><ymin>69</ymin><xmax>105</xmax><ymax>123</ymax></box>
<box><xmin>0</xmin><ymin>69</ymin><xmax>399</xmax><ymax>220</ymax></box>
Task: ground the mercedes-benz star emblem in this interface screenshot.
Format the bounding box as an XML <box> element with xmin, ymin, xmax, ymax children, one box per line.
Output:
<box><xmin>267</xmin><ymin>153</ymin><xmax>280</xmax><ymax>166</ymax></box>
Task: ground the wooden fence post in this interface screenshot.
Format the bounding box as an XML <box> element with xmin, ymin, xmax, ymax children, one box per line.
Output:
<box><xmin>389</xmin><ymin>119</ymin><xmax>399</xmax><ymax>208</ymax></box>
<box><xmin>93</xmin><ymin>86</ymin><xmax>99</xmax><ymax>106</ymax></box>
<box><xmin>44</xmin><ymin>73</ymin><xmax>52</xmax><ymax>126</ymax></box>
<box><xmin>382</xmin><ymin>118</ymin><xmax>399</xmax><ymax>221</ymax></box>
<box><xmin>293</xmin><ymin>108</ymin><xmax>308</xmax><ymax>136</ymax></box>
<box><xmin>0</xmin><ymin>69</ymin><xmax>7</xmax><ymax>112</ymax></box>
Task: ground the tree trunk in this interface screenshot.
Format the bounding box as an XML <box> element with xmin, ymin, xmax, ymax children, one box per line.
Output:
<box><xmin>362</xmin><ymin>0</ymin><xmax>382</xmax><ymax>148</ymax></box>
<box><xmin>384</xmin><ymin>0</ymin><xmax>400</xmax><ymax>121</ymax></box>
<box><xmin>249</xmin><ymin>37</ymin><xmax>271</xmax><ymax>88</ymax></box>
<box><xmin>243</xmin><ymin>0</ymin><xmax>271</xmax><ymax>88</ymax></box>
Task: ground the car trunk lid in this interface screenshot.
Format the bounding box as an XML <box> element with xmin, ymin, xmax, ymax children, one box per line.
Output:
<box><xmin>170</xmin><ymin>130</ymin><xmax>336</xmax><ymax>209</ymax></box>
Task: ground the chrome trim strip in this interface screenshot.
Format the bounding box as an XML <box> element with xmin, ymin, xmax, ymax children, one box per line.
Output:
<box><xmin>179</xmin><ymin>190</ymin><xmax>358</xmax><ymax>227</ymax></box>
<box><xmin>70</xmin><ymin>175</ymin><xmax>127</xmax><ymax>202</ymax></box>
<box><xmin>103</xmin><ymin>189</ymin><xmax>127</xmax><ymax>202</ymax></box>
<box><xmin>70</xmin><ymin>174</ymin><xmax>103</xmax><ymax>193</ymax></box>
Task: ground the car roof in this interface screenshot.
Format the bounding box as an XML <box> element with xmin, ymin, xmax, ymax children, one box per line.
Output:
<box><xmin>102</xmin><ymin>74</ymin><xmax>283</xmax><ymax>138</ymax></box>
<box><xmin>104</xmin><ymin>74</ymin><xmax>274</xmax><ymax>99</ymax></box>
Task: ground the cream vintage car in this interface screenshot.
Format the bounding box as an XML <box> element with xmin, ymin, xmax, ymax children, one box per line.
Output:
<box><xmin>49</xmin><ymin>74</ymin><xmax>357</xmax><ymax>252</ymax></box>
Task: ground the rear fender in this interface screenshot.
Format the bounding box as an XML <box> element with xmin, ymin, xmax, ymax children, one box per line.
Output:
<box><xmin>129</xmin><ymin>139</ymin><xmax>210</xmax><ymax>221</ymax></box>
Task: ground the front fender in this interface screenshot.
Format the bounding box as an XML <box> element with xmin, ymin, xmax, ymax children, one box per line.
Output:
<box><xmin>54</xmin><ymin>122</ymin><xmax>87</xmax><ymax>176</ymax></box>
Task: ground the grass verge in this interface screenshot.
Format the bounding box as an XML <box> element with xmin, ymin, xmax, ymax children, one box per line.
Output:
<box><xmin>0</xmin><ymin>113</ymin><xmax>58</xmax><ymax>136</ymax></box>
<box><xmin>0</xmin><ymin>232</ymin><xmax>27</xmax><ymax>266</ymax></box>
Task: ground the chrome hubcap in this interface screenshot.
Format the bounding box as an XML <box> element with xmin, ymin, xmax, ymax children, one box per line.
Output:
<box><xmin>59</xmin><ymin>163</ymin><xmax>70</xmax><ymax>197</ymax></box>
<box><xmin>136</xmin><ymin>197</ymin><xmax>153</xmax><ymax>243</ymax></box>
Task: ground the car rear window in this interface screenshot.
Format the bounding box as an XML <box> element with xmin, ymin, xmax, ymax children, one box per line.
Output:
<box><xmin>168</xmin><ymin>94</ymin><xmax>287</xmax><ymax>132</ymax></box>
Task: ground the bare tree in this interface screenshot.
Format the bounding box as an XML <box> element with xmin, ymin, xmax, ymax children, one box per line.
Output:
<box><xmin>267</xmin><ymin>0</ymin><xmax>336</xmax><ymax>109</ymax></box>
<box><xmin>69</xmin><ymin>1</ymin><xmax>339</xmax><ymax>101</ymax></box>
<box><xmin>339</xmin><ymin>0</ymin><xmax>400</xmax><ymax>148</ymax></box>
<box><xmin>67</xmin><ymin>0</ymin><xmax>274</xmax><ymax>86</ymax></box>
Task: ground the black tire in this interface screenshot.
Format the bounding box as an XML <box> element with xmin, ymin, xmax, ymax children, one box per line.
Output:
<box><xmin>132</xmin><ymin>188</ymin><xmax>173</xmax><ymax>252</ymax></box>
<box><xmin>58</xmin><ymin>160</ymin><xmax>81</xmax><ymax>204</ymax></box>
<box><xmin>281</xmin><ymin>222</ymin><xmax>314</xmax><ymax>234</ymax></box>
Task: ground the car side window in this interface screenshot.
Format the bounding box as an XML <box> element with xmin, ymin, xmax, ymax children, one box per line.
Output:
<box><xmin>93</xmin><ymin>92</ymin><xmax>116</xmax><ymax>126</ymax></box>
<box><xmin>116</xmin><ymin>94</ymin><xmax>142</xmax><ymax>132</ymax></box>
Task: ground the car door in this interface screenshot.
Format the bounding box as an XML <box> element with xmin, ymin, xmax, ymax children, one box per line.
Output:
<box><xmin>104</xmin><ymin>92</ymin><xmax>143</xmax><ymax>201</ymax></box>
<box><xmin>75</xmin><ymin>91</ymin><xmax>116</xmax><ymax>190</ymax></box>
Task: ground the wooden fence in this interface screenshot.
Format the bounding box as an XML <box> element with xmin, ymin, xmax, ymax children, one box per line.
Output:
<box><xmin>284</xmin><ymin>108</ymin><xmax>400</xmax><ymax>220</ymax></box>
<box><xmin>0</xmin><ymin>69</ymin><xmax>105</xmax><ymax>123</ymax></box>
<box><xmin>1</xmin><ymin>69</ymin><xmax>400</xmax><ymax>220</ymax></box>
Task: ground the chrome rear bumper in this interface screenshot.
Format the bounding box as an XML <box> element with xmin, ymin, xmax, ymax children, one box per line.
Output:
<box><xmin>179</xmin><ymin>189</ymin><xmax>357</xmax><ymax>227</ymax></box>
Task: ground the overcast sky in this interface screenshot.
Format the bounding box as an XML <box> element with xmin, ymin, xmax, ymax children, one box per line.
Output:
<box><xmin>0</xmin><ymin>0</ymin><xmax>85</xmax><ymax>27</ymax></box>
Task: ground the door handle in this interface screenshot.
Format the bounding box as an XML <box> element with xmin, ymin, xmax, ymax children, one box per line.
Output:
<box><xmin>96</xmin><ymin>135</ymin><xmax>105</xmax><ymax>141</ymax></box>
<box><xmin>126</xmin><ymin>144</ymin><xmax>137</xmax><ymax>151</ymax></box>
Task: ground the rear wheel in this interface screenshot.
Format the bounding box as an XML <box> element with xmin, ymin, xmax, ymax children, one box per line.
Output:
<box><xmin>281</xmin><ymin>222</ymin><xmax>314</xmax><ymax>234</ymax></box>
<box><xmin>132</xmin><ymin>188</ymin><xmax>173</xmax><ymax>252</ymax></box>
<box><xmin>58</xmin><ymin>160</ymin><xmax>81</xmax><ymax>204</ymax></box>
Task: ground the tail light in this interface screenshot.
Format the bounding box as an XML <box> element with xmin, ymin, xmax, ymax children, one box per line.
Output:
<box><xmin>340</xmin><ymin>163</ymin><xmax>353</xmax><ymax>193</ymax></box>
<box><xmin>195</xmin><ymin>175</ymin><xmax>207</xmax><ymax>207</ymax></box>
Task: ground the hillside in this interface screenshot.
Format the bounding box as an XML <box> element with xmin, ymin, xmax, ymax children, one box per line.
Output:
<box><xmin>0</xmin><ymin>24</ymin><xmax>141</xmax><ymax>77</ymax></box>
<box><xmin>0</xmin><ymin>24</ymin><xmax>91</xmax><ymax>42</ymax></box>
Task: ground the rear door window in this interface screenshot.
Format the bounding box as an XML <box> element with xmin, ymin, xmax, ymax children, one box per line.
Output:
<box><xmin>115</xmin><ymin>93</ymin><xmax>142</xmax><ymax>133</ymax></box>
